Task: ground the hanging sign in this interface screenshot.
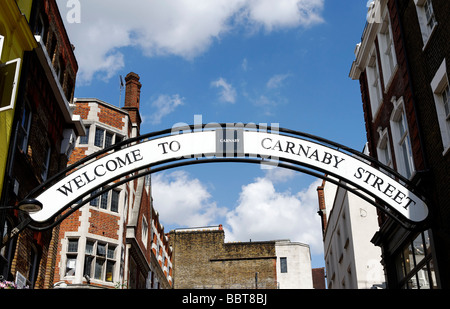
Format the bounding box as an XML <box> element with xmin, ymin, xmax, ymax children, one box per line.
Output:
<box><xmin>29</xmin><ymin>128</ymin><xmax>428</xmax><ymax>223</ymax></box>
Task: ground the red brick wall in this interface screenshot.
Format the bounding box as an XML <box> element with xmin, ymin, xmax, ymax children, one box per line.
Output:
<box><xmin>98</xmin><ymin>104</ymin><xmax>125</xmax><ymax>130</ymax></box>
<box><xmin>88</xmin><ymin>209</ymin><xmax>120</xmax><ymax>239</ymax></box>
<box><xmin>73</xmin><ymin>102</ymin><xmax>90</xmax><ymax>120</ymax></box>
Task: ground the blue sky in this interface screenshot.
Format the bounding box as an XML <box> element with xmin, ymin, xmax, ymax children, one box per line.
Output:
<box><xmin>57</xmin><ymin>0</ymin><xmax>371</xmax><ymax>268</ymax></box>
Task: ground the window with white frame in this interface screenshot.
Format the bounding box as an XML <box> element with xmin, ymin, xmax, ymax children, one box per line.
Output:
<box><xmin>377</xmin><ymin>10</ymin><xmax>397</xmax><ymax>89</ymax></box>
<box><xmin>377</xmin><ymin>127</ymin><xmax>393</xmax><ymax>169</ymax></box>
<box><xmin>1</xmin><ymin>34</ymin><xmax>22</xmax><ymax>112</ymax></box>
<box><xmin>367</xmin><ymin>50</ymin><xmax>383</xmax><ymax>118</ymax></box>
<box><xmin>41</xmin><ymin>140</ymin><xmax>51</xmax><ymax>181</ymax></box>
<box><xmin>142</xmin><ymin>216</ymin><xmax>148</xmax><ymax>248</ymax></box>
<box><xmin>431</xmin><ymin>59</ymin><xmax>450</xmax><ymax>154</ymax></box>
<box><xmin>79</xmin><ymin>125</ymin><xmax>90</xmax><ymax>144</ymax></box>
<box><xmin>280</xmin><ymin>257</ymin><xmax>288</xmax><ymax>273</ymax></box>
<box><xmin>94</xmin><ymin>126</ymin><xmax>124</xmax><ymax>149</ymax></box>
<box><xmin>414</xmin><ymin>0</ymin><xmax>437</xmax><ymax>47</ymax></box>
<box><xmin>17</xmin><ymin>101</ymin><xmax>32</xmax><ymax>152</ymax></box>
<box><xmin>34</xmin><ymin>15</ymin><xmax>46</xmax><ymax>39</ymax></box>
<box><xmin>390</xmin><ymin>97</ymin><xmax>415</xmax><ymax>179</ymax></box>
<box><xmin>65</xmin><ymin>239</ymin><xmax>78</xmax><ymax>277</ymax></box>
<box><xmin>83</xmin><ymin>240</ymin><xmax>117</xmax><ymax>282</ymax></box>
<box><xmin>90</xmin><ymin>188</ymin><xmax>120</xmax><ymax>213</ymax></box>
<box><xmin>423</xmin><ymin>0</ymin><xmax>437</xmax><ymax>31</ymax></box>
<box><xmin>0</xmin><ymin>35</ymin><xmax>4</xmax><ymax>58</ymax></box>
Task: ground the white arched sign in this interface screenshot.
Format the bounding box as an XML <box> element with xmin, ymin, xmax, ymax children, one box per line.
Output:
<box><xmin>28</xmin><ymin>125</ymin><xmax>429</xmax><ymax>225</ymax></box>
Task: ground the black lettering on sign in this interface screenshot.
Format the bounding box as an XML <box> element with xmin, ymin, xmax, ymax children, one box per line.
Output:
<box><xmin>354</xmin><ymin>167</ymin><xmax>417</xmax><ymax>209</ymax></box>
<box><xmin>56</xmin><ymin>149</ymin><xmax>144</xmax><ymax>197</ymax></box>
<box><xmin>158</xmin><ymin>141</ymin><xmax>181</xmax><ymax>154</ymax></box>
<box><xmin>260</xmin><ymin>138</ymin><xmax>345</xmax><ymax>169</ymax></box>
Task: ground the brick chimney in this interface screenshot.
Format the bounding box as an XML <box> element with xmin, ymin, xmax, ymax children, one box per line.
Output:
<box><xmin>122</xmin><ymin>72</ymin><xmax>142</xmax><ymax>135</ymax></box>
<box><xmin>316</xmin><ymin>179</ymin><xmax>327</xmax><ymax>237</ymax></box>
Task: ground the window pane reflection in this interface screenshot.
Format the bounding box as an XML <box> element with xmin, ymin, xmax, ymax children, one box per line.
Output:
<box><xmin>396</xmin><ymin>230</ymin><xmax>435</xmax><ymax>289</ymax></box>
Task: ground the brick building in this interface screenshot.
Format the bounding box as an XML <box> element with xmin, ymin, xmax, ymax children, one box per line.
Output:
<box><xmin>349</xmin><ymin>0</ymin><xmax>450</xmax><ymax>288</ymax></box>
<box><xmin>169</xmin><ymin>225</ymin><xmax>318</xmax><ymax>289</ymax></box>
<box><xmin>1</xmin><ymin>0</ymin><xmax>84</xmax><ymax>288</ymax></box>
<box><xmin>53</xmin><ymin>72</ymin><xmax>173</xmax><ymax>289</ymax></box>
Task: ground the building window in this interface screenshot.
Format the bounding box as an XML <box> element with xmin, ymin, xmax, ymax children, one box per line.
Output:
<box><xmin>443</xmin><ymin>84</ymin><xmax>450</xmax><ymax>124</ymax></box>
<box><xmin>414</xmin><ymin>0</ymin><xmax>437</xmax><ymax>47</ymax></box>
<box><xmin>0</xmin><ymin>57</ymin><xmax>22</xmax><ymax>112</ymax></box>
<box><xmin>94</xmin><ymin>126</ymin><xmax>124</xmax><ymax>149</ymax></box>
<box><xmin>0</xmin><ymin>35</ymin><xmax>4</xmax><ymax>58</ymax></box>
<box><xmin>396</xmin><ymin>230</ymin><xmax>436</xmax><ymax>289</ymax></box>
<box><xmin>111</xmin><ymin>190</ymin><xmax>120</xmax><ymax>212</ymax></box>
<box><xmin>94</xmin><ymin>127</ymin><xmax>104</xmax><ymax>147</ymax></box>
<box><xmin>41</xmin><ymin>140</ymin><xmax>51</xmax><ymax>181</ymax></box>
<box><xmin>65</xmin><ymin>239</ymin><xmax>78</xmax><ymax>277</ymax></box>
<box><xmin>423</xmin><ymin>0</ymin><xmax>437</xmax><ymax>31</ymax></box>
<box><xmin>431</xmin><ymin>59</ymin><xmax>450</xmax><ymax>154</ymax></box>
<box><xmin>90</xmin><ymin>188</ymin><xmax>120</xmax><ymax>213</ymax></box>
<box><xmin>0</xmin><ymin>220</ymin><xmax>13</xmax><ymax>276</ymax></box>
<box><xmin>377</xmin><ymin>127</ymin><xmax>393</xmax><ymax>168</ymax></box>
<box><xmin>34</xmin><ymin>15</ymin><xmax>45</xmax><ymax>38</ymax></box>
<box><xmin>17</xmin><ymin>101</ymin><xmax>32</xmax><ymax>152</ymax></box>
<box><xmin>79</xmin><ymin>125</ymin><xmax>90</xmax><ymax>144</ymax></box>
<box><xmin>367</xmin><ymin>50</ymin><xmax>383</xmax><ymax>118</ymax></box>
<box><xmin>280</xmin><ymin>257</ymin><xmax>288</xmax><ymax>273</ymax></box>
<box><xmin>27</xmin><ymin>245</ymin><xmax>39</xmax><ymax>288</ymax></box>
<box><xmin>390</xmin><ymin>97</ymin><xmax>415</xmax><ymax>179</ymax></box>
<box><xmin>378</xmin><ymin>10</ymin><xmax>397</xmax><ymax>89</ymax></box>
<box><xmin>84</xmin><ymin>240</ymin><xmax>116</xmax><ymax>283</ymax></box>
<box><xmin>142</xmin><ymin>216</ymin><xmax>148</xmax><ymax>248</ymax></box>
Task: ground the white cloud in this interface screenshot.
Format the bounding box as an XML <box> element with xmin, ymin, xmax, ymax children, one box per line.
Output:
<box><xmin>151</xmin><ymin>170</ymin><xmax>227</xmax><ymax>228</ymax></box>
<box><xmin>266</xmin><ymin>73</ymin><xmax>291</xmax><ymax>89</ymax></box>
<box><xmin>57</xmin><ymin>0</ymin><xmax>324</xmax><ymax>84</ymax></box>
<box><xmin>151</xmin><ymin>167</ymin><xmax>323</xmax><ymax>254</ymax></box>
<box><xmin>148</xmin><ymin>94</ymin><xmax>184</xmax><ymax>125</ymax></box>
<box><xmin>241</xmin><ymin>58</ymin><xmax>248</xmax><ymax>71</ymax></box>
<box><xmin>252</xmin><ymin>94</ymin><xmax>287</xmax><ymax>116</ymax></box>
<box><xmin>225</xmin><ymin>174</ymin><xmax>323</xmax><ymax>255</ymax></box>
<box><xmin>241</xmin><ymin>0</ymin><xmax>324</xmax><ymax>31</ymax></box>
<box><xmin>264</xmin><ymin>167</ymin><xmax>297</xmax><ymax>183</ymax></box>
<box><xmin>211</xmin><ymin>78</ymin><xmax>237</xmax><ymax>103</ymax></box>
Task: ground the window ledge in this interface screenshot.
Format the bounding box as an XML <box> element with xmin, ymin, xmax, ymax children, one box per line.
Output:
<box><xmin>422</xmin><ymin>23</ymin><xmax>438</xmax><ymax>51</ymax></box>
<box><xmin>442</xmin><ymin>145</ymin><xmax>450</xmax><ymax>156</ymax></box>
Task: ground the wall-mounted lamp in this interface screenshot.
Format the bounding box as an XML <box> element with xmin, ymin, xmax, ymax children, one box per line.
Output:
<box><xmin>16</xmin><ymin>199</ymin><xmax>43</xmax><ymax>214</ymax></box>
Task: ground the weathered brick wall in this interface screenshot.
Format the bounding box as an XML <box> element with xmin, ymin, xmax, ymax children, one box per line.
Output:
<box><xmin>169</xmin><ymin>229</ymin><xmax>277</xmax><ymax>289</ymax></box>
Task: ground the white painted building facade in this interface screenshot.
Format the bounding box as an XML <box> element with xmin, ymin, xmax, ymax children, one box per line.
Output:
<box><xmin>320</xmin><ymin>178</ymin><xmax>386</xmax><ymax>289</ymax></box>
<box><xmin>275</xmin><ymin>240</ymin><xmax>314</xmax><ymax>289</ymax></box>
